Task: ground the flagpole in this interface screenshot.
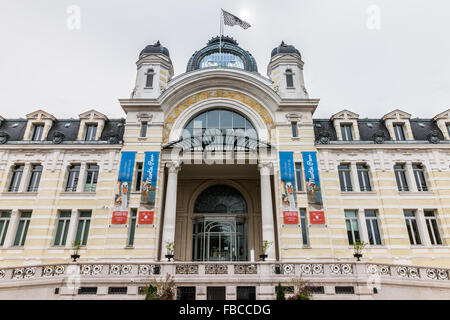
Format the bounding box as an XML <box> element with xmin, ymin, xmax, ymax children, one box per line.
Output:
<box><xmin>219</xmin><ymin>9</ymin><xmax>223</xmax><ymax>68</ymax></box>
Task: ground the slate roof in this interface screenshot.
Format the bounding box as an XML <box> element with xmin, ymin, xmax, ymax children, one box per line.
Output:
<box><xmin>0</xmin><ymin>119</ymin><xmax>124</xmax><ymax>144</ymax></box>
<box><xmin>313</xmin><ymin>118</ymin><xmax>446</xmax><ymax>143</ymax></box>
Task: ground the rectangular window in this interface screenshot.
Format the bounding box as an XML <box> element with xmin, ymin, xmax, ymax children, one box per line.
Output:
<box><xmin>177</xmin><ymin>287</ymin><xmax>196</xmax><ymax>300</ymax></box>
<box><xmin>412</xmin><ymin>164</ymin><xmax>428</xmax><ymax>191</ymax></box>
<box><xmin>394</xmin><ymin>124</ymin><xmax>406</xmax><ymax>141</ymax></box>
<box><xmin>75</xmin><ymin>211</ymin><xmax>91</xmax><ymax>246</ymax></box>
<box><xmin>140</xmin><ymin>122</ymin><xmax>147</xmax><ymax>137</ymax></box>
<box><xmin>237</xmin><ymin>287</ymin><xmax>256</xmax><ymax>300</ymax></box>
<box><xmin>340</xmin><ymin>125</ymin><xmax>354</xmax><ymax>141</ymax></box>
<box><xmin>8</xmin><ymin>164</ymin><xmax>24</xmax><ymax>192</ymax></box>
<box><xmin>54</xmin><ymin>211</ymin><xmax>71</xmax><ymax>246</ymax></box>
<box><xmin>394</xmin><ymin>164</ymin><xmax>409</xmax><ymax>191</ymax></box>
<box><xmin>31</xmin><ymin>124</ymin><xmax>44</xmax><ymax>141</ymax></box>
<box><xmin>300</xmin><ymin>209</ymin><xmax>309</xmax><ymax>246</ymax></box>
<box><xmin>404</xmin><ymin>210</ymin><xmax>421</xmax><ymax>245</ymax></box>
<box><xmin>291</xmin><ymin>121</ymin><xmax>298</xmax><ymax>138</ymax></box>
<box><xmin>295</xmin><ymin>163</ymin><xmax>303</xmax><ymax>191</ymax></box>
<box><xmin>357</xmin><ymin>164</ymin><xmax>372</xmax><ymax>192</ymax></box>
<box><xmin>338</xmin><ymin>164</ymin><xmax>353</xmax><ymax>192</ymax></box>
<box><xmin>345</xmin><ymin>210</ymin><xmax>360</xmax><ymax>245</ymax></box>
<box><xmin>84</xmin><ymin>164</ymin><xmax>99</xmax><ymax>192</ymax></box>
<box><xmin>424</xmin><ymin>210</ymin><xmax>442</xmax><ymax>245</ymax></box>
<box><xmin>128</xmin><ymin>209</ymin><xmax>137</xmax><ymax>247</ymax></box>
<box><xmin>146</xmin><ymin>70</ymin><xmax>154</xmax><ymax>88</ymax></box>
<box><xmin>65</xmin><ymin>164</ymin><xmax>80</xmax><ymax>192</ymax></box>
<box><xmin>365</xmin><ymin>210</ymin><xmax>382</xmax><ymax>245</ymax></box>
<box><xmin>135</xmin><ymin>163</ymin><xmax>143</xmax><ymax>192</ymax></box>
<box><xmin>0</xmin><ymin>211</ymin><xmax>11</xmax><ymax>246</ymax></box>
<box><xmin>27</xmin><ymin>164</ymin><xmax>42</xmax><ymax>192</ymax></box>
<box><xmin>13</xmin><ymin>211</ymin><xmax>32</xmax><ymax>247</ymax></box>
<box><xmin>85</xmin><ymin>125</ymin><xmax>97</xmax><ymax>141</ymax></box>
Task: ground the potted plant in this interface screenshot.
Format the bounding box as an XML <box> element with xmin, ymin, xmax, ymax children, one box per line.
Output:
<box><xmin>71</xmin><ymin>240</ymin><xmax>81</xmax><ymax>262</ymax></box>
<box><xmin>165</xmin><ymin>241</ymin><xmax>175</xmax><ymax>262</ymax></box>
<box><xmin>353</xmin><ymin>241</ymin><xmax>367</xmax><ymax>261</ymax></box>
<box><xmin>142</xmin><ymin>274</ymin><xmax>176</xmax><ymax>300</ymax></box>
<box><xmin>259</xmin><ymin>240</ymin><xmax>272</xmax><ymax>261</ymax></box>
<box><xmin>288</xmin><ymin>277</ymin><xmax>312</xmax><ymax>300</ymax></box>
<box><xmin>276</xmin><ymin>283</ymin><xmax>286</xmax><ymax>300</ymax></box>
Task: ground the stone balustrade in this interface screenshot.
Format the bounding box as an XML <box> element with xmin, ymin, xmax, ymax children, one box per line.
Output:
<box><xmin>0</xmin><ymin>261</ymin><xmax>448</xmax><ymax>283</ymax></box>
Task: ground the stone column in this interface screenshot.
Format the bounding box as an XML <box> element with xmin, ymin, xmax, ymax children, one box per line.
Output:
<box><xmin>19</xmin><ymin>162</ymin><xmax>31</xmax><ymax>193</ymax></box>
<box><xmin>65</xmin><ymin>209</ymin><xmax>80</xmax><ymax>248</ymax></box>
<box><xmin>416</xmin><ymin>209</ymin><xmax>431</xmax><ymax>246</ymax></box>
<box><xmin>3</xmin><ymin>209</ymin><xmax>19</xmax><ymax>247</ymax></box>
<box><xmin>405</xmin><ymin>162</ymin><xmax>418</xmax><ymax>192</ymax></box>
<box><xmin>161</xmin><ymin>162</ymin><xmax>181</xmax><ymax>257</ymax></box>
<box><xmin>76</xmin><ymin>163</ymin><xmax>87</xmax><ymax>193</ymax></box>
<box><xmin>258</xmin><ymin>162</ymin><xmax>276</xmax><ymax>261</ymax></box>
<box><xmin>351</xmin><ymin>163</ymin><xmax>360</xmax><ymax>192</ymax></box>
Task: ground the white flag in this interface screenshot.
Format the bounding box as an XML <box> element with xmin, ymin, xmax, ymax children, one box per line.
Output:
<box><xmin>222</xmin><ymin>9</ymin><xmax>251</xmax><ymax>29</ymax></box>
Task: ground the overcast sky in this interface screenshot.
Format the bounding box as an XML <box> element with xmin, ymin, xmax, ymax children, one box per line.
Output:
<box><xmin>0</xmin><ymin>0</ymin><xmax>449</xmax><ymax>119</ymax></box>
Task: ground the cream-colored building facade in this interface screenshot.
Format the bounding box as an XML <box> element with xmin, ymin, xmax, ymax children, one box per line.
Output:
<box><xmin>0</xmin><ymin>37</ymin><xmax>449</xmax><ymax>300</ymax></box>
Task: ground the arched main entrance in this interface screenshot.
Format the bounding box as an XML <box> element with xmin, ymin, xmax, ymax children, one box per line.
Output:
<box><xmin>192</xmin><ymin>185</ymin><xmax>249</xmax><ymax>261</ymax></box>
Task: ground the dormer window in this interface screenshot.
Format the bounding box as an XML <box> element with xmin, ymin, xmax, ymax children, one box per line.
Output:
<box><xmin>145</xmin><ymin>69</ymin><xmax>154</xmax><ymax>88</ymax></box>
<box><xmin>286</xmin><ymin>69</ymin><xmax>294</xmax><ymax>88</ymax></box>
<box><xmin>393</xmin><ymin>123</ymin><xmax>406</xmax><ymax>141</ymax></box>
<box><xmin>85</xmin><ymin>124</ymin><xmax>97</xmax><ymax>141</ymax></box>
<box><xmin>340</xmin><ymin>124</ymin><xmax>353</xmax><ymax>141</ymax></box>
<box><xmin>31</xmin><ymin>124</ymin><xmax>44</xmax><ymax>141</ymax></box>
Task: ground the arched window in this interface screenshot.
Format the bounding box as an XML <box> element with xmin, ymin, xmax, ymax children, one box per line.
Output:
<box><xmin>184</xmin><ymin>109</ymin><xmax>257</xmax><ymax>139</ymax></box>
<box><xmin>145</xmin><ymin>69</ymin><xmax>154</xmax><ymax>88</ymax></box>
<box><xmin>286</xmin><ymin>69</ymin><xmax>294</xmax><ymax>88</ymax></box>
<box><xmin>194</xmin><ymin>185</ymin><xmax>247</xmax><ymax>214</ymax></box>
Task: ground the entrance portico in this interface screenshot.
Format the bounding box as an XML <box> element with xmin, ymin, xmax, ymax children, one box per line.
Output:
<box><xmin>160</xmin><ymin>159</ymin><xmax>277</xmax><ymax>262</ymax></box>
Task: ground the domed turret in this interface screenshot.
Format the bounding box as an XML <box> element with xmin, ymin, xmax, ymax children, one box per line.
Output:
<box><xmin>139</xmin><ymin>40</ymin><xmax>170</xmax><ymax>58</ymax></box>
<box><xmin>132</xmin><ymin>40</ymin><xmax>174</xmax><ymax>99</ymax></box>
<box><xmin>267</xmin><ymin>40</ymin><xmax>308</xmax><ymax>99</ymax></box>
<box><xmin>271</xmin><ymin>41</ymin><xmax>301</xmax><ymax>59</ymax></box>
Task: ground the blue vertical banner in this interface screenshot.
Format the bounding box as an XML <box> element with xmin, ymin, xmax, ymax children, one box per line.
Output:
<box><xmin>141</xmin><ymin>151</ymin><xmax>160</xmax><ymax>208</ymax></box>
<box><xmin>114</xmin><ymin>152</ymin><xmax>136</xmax><ymax>213</ymax></box>
<box><xmin>302</xmin><ymin>152</ymin><xmax>323</xmax><ymax>207</ymax></box>
<box><xmin>279</xmin><ymin>152</ymin><xmax>298</xmax><ymax>219</ymax></box>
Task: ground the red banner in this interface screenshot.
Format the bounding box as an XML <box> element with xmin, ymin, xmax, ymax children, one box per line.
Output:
<box><xmin>139</xmin><ymin>211</ymin><xmax>154</xmax><ymax>225</ymax></box>
<box><xmin>283</xmin><ymin>211</ymin><xmax>299</xmax><ymax>225</ymax></box>
<box><xmin>112</xmin><ymin>211</ymin><xmax>128</xmax><ymax>224</ymax></box>
<box><xmin>310</xmin><ymin>211</ymin><xmax>325</xmax><ymax>224</ymax></box>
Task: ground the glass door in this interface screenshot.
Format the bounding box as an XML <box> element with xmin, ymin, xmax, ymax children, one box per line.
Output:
<box><xmin>192</xmin><ymin>216</ymin><xmax>248</xmax><ymax>261</ymax></box>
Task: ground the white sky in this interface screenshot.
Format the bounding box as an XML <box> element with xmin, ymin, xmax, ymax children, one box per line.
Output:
<box><xmin>0</xmin><ymin>0</ymin><xmax>449</xmax><ymax>119</ymax></box>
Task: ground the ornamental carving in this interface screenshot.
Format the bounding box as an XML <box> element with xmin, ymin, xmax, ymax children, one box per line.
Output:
<box><xmin>234</xmin><ymin>264</ymin><xmax>257</xmax><ymax>274</ymax></box>
<box><xmin>176</xmin><ymin>265</ymin><xmax>199</xmax><ymax>275</ymax></box>
<box><xmin>205</xmin><ymin>264</ymin><xmax>228</xmax><ymax>274</ymax></box>
<box><xmin>162</xmin><ymin>90</ymin><xmax>274</xmax><ymax>143</ymax></box>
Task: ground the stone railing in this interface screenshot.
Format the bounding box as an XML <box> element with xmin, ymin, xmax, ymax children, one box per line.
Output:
<box><xmin>0</xmin><ymin>261</ymin><xmax>449</xmax><ymax>284</ymax></box>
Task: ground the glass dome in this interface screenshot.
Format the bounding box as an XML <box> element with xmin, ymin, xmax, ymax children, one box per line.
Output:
<box><xmin>200</xmin><ymin>52</ymin><xmax>245</xmax><ymax>69</ymax></box>
<box><xmin>187</xmin><ymin>36</ymin><xmax>258</xmax><ymax>72</ymax></box>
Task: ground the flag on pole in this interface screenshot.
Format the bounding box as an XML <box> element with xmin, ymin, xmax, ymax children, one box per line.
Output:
<box><xmin>222</xmin><ymin>9</ymin><xmax>251</xmax><ymax>29</ymax></box>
